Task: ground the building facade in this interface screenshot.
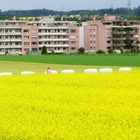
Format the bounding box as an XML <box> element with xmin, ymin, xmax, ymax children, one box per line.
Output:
<box><xmin>0</xmin><ymin>18</ymin><xmax>79</xmax><ymax>54</ymax></box>
<box><xmin>84</xmin><ymin>16</ymin><xmax>140</xmax><ymax>53</ymax></box>
<box><xmin>1</xmin><ymin>16</ymin><xmax>140</xmax><ymax>55</ymax></box>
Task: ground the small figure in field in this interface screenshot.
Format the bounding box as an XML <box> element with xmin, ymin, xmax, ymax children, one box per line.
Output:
<box><xmin>47</xmin><ymin>67</ymin><xmax>51</xmax><ymax>74</ymax></box>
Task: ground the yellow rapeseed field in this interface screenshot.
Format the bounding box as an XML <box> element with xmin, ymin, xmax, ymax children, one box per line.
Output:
<box><xmin>0</xmin><ymin>72</ymin><xmax>140</xmax><ymax>140</ymax></box>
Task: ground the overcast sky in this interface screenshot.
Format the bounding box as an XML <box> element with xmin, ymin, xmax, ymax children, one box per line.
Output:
<box><xmin>0</xmin><ymin>0</ymin><xmax>140</xmax><ymax>11</ymax></box>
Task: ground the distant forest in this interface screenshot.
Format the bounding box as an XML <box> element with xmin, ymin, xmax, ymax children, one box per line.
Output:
<box><xmin>0</xmin><ymin>6</ymin><xmax>140</xmax><ymax>20</ymax></box>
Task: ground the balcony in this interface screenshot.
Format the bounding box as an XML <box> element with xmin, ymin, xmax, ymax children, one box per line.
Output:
<box><xmin>113</xmin><ymin>38</ymin><xmax>126</xmax><ymax>40</ymax></box>
<box><xmin>131</xmin><ymin>43</ymin><xmax>139</xmax><ymax>46</ymax></box>
<box><xmin>39</xmin><ymin>38</ymin><xmax>69</xmax><ymax>41</ymax></box>
<box><xmin>112</xmin><ymin>31</ymin><xmax>126</xmax><ymax>35</ymax></box>
<box><xmin>0</xmin><ymin>45</ymin><xmax>22</xmax><ymax>49</ymax></box>
<box><xmin>0</xmin><ymin>26</ymin><xmax>22</xmax><ymax>29</ymax></box>
<box><xmin>38</xmin><ymin>32</ymin><xmax>68</xmax><ymax>35</ymax></box>
<box><xmin>0</xmin><ymin>32</ymin><xmax>22</xmax><ymax>35</ymax></box>
<box><xmin>0</xmin><ymin>39</ymin><xmax>22</xmax><ymax>42</ymax></box>
<box><xmin>39</xmin><ymin>26</ymin><xmax>68</xmax><ymax>29</ymax></box>
<box><xmin>128</xmin><ymin>31</ymin><xmax>138</xmax><ymax>34</ymax></box>
<box><xmin>128</xmin><ymin>37</ymin><xmax>139</xmax><ymax>40</ymax></box>
<box><xmin>39</xmin><ymin>44</ymin><xmax>69</xmax><ymax>48</ymax></box>
<box><xmin>112</xmin><ymin>43</ymin><xmax>126</xmax><ymax>47</ymax></box>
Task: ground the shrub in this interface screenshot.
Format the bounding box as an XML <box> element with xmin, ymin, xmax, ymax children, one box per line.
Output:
<box><xmin>41</xmin><ymin>46</ymin><xmax>47</xmax><ymax>55</ymax></box>
<box><xmin>108</xmin><ymin>48</ymin><xmax>114</xmax><ymax>54</ymax></box>
<box><xmin>78</xmin><ymin>47</ymin><xmax>85</xmax><ymax>54</ymax></box>
<box><xmin>97</xmin><ymin>50</ymin><xmax>105</xmax><ymax>54</ymax></box>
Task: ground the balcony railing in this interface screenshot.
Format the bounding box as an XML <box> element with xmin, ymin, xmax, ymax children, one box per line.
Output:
<box><xmin>38</xmin><ymin>32</ymin><xmax>68</xmax><ymax>35</ymax></box>
<box><xmin>39</xmin><ymin>38</ymin><xmax>69</xmax><ymax>41</ymax></box>
<box><xmin>112</xmin><ymin>31</ymin><xmax>126</xmax><ymax>34</ymax></box>
<box><xmin>39</xmin><ymin>44</ymin><xmax>69</xmax><ymax>47</ymax></box>
<box><xmin>112</xmin><ymin>43</ymin><xmax>126</xmax><ymax>46</ymax></box>
<box><xmin>0</xmin><ymin>45</ymin><xmax>22</xmax><ymax>48</ymax></box>
<box><xmin>0</xmin><ymin>39</ymin><xmax>22</xmax><ymax>42</ymax></box>
<box><xmin>0</xmin><ymin>32</ymin><xmax>22</xmax><ymax>35</ymax></box>
<box><xmin>113</xmin><ymin>37</ymin><xmax>126</xmax><ymax>40</ymax></box>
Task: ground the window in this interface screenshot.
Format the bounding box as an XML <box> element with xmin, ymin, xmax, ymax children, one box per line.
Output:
<box><xmin>71</xmin><ymin>47</ymin><xmax>76</xmax><ymax>50</ymax></box>
<box><xmin>32</xmin><ymin>42</ymin><xmax>37</xmax><ymax>45</ymax></box>
<box><xmin>23</xmin><ymin>29</ymin><xmax>29</xmax><ymax>33</ymax></box>
<box><xmin>71</xmin><ymin>36</ymin><xmax>76</xmax><ymax>39</ymax></box>
<box><xmin>24</xmin><ymin>48</ymin><xmax>29</xmax><ymax>52</ymax></box>
<box><xmin>15</xmin><ymin>42</ymin><xmax>20</xmax><ymax>46</ymax></box>
<box><xmin>71</xmin><ymin>29</ymin><xmax>76</xmax><ymax>33</ymax></box>
<box><xmin>32</xmin><ymin>36</ymin><xmax>38</xmax><ymax>40</ymax></box>
<box><xmin>32</xmin><ymin>48</ymin><xmax>37</xmax><ymax>52</ymax></box>
<box><xmin>107</xmin><ymin>40</ymin><xmax>111</xmax><ymax>44</ymax></box>
<box><xmin>24</xmin><ymin>42</ymin><xmax>29</xmax><ymax>46</ymax></box>
<box><xmin>24</xmin><ymin>36</ymin><xmax>30</xmax><ymax>39</ymax></box>
<box><xmin>32</xmin><ymin>30</ymin><xmax>37</xmax><ymax>34</ymax></box>
<box><xmin>71</xmin><ymin>41</ymin><xmax>76</xmax><ymax>44</ymax></box>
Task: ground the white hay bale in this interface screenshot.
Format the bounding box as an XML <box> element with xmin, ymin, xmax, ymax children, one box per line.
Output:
<box><xmin>21</xmin><ymin>71</ymin><xmax>35</xmax><ymax>75</ymax></box>
<box><xmin>61</xmin><ymin>70</ymin><xmax>75</xmax><ymax>74</ymax></box>
<box><xmin>119</xmin><ymin>67</ymin><xmax>132</xmax><ymax>72</ymax></box>
<box><xmin>84</xmin><ymin>69</ymin><xmax>98</xmax><ymax>74</ymax></box>
<box><xmin>50</xmin><ymin>70</ymin><xmax>58</xmax><ymax>74</ymax></box>
<box><xmin>99</xmin><ymin>68</ymin><xmax>113</xmax><ymax>73</ymax></box>
<box><xmin>0</xmin><ymin>72</ymin><xmax>13</xmax><ymax>76</ymax></box>
<box><xmin>44</xmin><ymin>70</ymin><xmax>58</xmax><ymax>74</ymax></box>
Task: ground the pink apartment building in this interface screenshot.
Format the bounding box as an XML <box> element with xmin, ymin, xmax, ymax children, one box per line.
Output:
<box><xmin>1</xmin><ymin>16</ymin><xmax>140</xmax><ymax>54</ymax></box>
<box><xmin>68</xmin><ymin>24</ymin><xmax>79</xmax><ymax>53</ymax></box>
<box><xmin>0</xmin><ymin>18</ymin><xmax>79</xmax><ymax>54</ymax></box>
<box><xmin>84</xmin><ymin>15</ymin><xmax>140</xmax><ymax>53</ymax></box>
<box><xmin>22</xmin><ymin>25</ymin><xmax>39</xmax><ymax>53</ymax></box>
<box><xmin>84</xmin><ymin>16</ymin><xmax>115</xmax><ymax>53</ymax></box>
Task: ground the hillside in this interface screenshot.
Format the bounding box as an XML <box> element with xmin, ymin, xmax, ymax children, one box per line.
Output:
<box><xmin>0</xmin><ymin>6</ymin><xmax>140</xmax><ymax>19</ymax></box>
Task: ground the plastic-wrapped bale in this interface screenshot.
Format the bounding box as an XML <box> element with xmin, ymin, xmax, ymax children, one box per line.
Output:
<box><xmin>0</xmin><ymin>72</ymin><xmax>13</xmax><ymax>76</ymax></box>
<box><xmin>21</xmin><ymin>71</ymin><xmax>35</xmax><ymax>75</ymax></box>
<box><xmin>84</xmin><ymin>69</ymin><xmax>98</xmax><ymax>74</ymax></box>
<box><xmin>61</xmin><ymin>70</ymin><xmax>75</xmax><ymax>74</ymax></box>
<box><xmin>99</xmin><ymin>68</ymin><xmax>113</xmax><ymax>73</ymax></box>
<box><xmin>119</xmin><ymin>67</ymin><xmax>132</xmax><ymax>72</ymax></box>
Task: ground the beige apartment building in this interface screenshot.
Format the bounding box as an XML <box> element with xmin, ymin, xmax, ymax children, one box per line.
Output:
<box><xmin>84</xmin><ymin>15</ymin><xmax>140</xmax><ymax>53</ymax></box>
<box><xmin>0</xmin><ymin>17</ymin><xmax>79</xmax><ymax>54</ymax></box>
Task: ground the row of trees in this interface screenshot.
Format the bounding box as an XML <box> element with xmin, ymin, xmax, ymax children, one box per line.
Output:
<box><xmin>41</xmin><ymin>46</ymin><xmax>140</xmax><ymax>55</ymax></box>
<box><xmin>1</xmin><ymin>6</ymin><xmax>140</xmax><ymax>20</ymax></box>
<box><xmin>41</xmin><ymin>46</ymin><xmax>85</xmax><ymax>55</ymax></box>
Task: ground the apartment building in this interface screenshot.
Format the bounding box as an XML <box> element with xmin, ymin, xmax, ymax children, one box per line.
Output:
<box><xmin>84</xmin><ymin>15</ymin><xmax>140</xmax><ymax>53</ymax></box>
<box><xmin>0</xmin><ymin>20</ymin><xmax>26</xmax><ymax>54</ymax></box>
<box><xmin>112</xmin><ymin>20</ymin><xmax>140</xmax><ymax>52</ymax></box>
<box><xmin>0</xmin><ymin>17</ymin><xmax>79</xmax><ymax>54</ymax></box>
<box><xmin>1</xmin><ymin>15</ymin><xmax>140</xmax><ymax>54</ymax></box>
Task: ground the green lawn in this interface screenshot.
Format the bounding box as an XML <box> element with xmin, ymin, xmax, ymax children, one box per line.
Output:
<box><xmin>0</xmin><ymin>54</ymin><xmax>140</xmax><ymax>67</ymax></box>
<box><xmin>1</xmin><ymin>61</ymin><xmax>121</xmax><ymax>75</ymax></box>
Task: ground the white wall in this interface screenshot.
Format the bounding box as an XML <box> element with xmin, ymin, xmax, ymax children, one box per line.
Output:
<box><xmin>79</xmin><ymin>22</ymin><xmax>87</xmax><ymax>48</ymax></box>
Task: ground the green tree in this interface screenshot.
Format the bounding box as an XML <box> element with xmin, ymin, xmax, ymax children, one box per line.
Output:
<box><xmin>78</xmin><ymin>47</ymin><xmax>85</xmax><ymax>54</ymax></box>
<box><xmin>41</xmin><ymin>46</ymin><xmax>47</xmax><ymax>55</ymax></box>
